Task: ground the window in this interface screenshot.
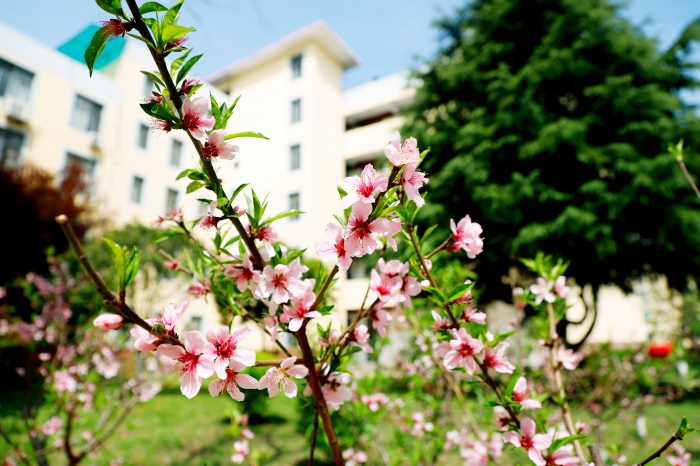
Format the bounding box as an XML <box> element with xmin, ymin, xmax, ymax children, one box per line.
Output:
<box><xmin>347</xmin><ymin>257</ymin><xmax>369</xmax><ymax>279</ymax></box>
<box><xmin>289</xmin><ymin>192</ymin><xmax>300</xmax><ymax>220</ymax></box>
<box><xmin>187</xmin><ymin>316</ymin><xmax>202</xmax><ymax>332</ymax></box>
<box><xmin>166</xmin><ymin>188</ymin><xmax>179</xmax><ymax>212</ymax></box>
<box><xmin>290</xmin><ymin>54</ymin><xmax>303</xmax><ymax>78</ymax></box>
<box><xmin>71</xmin><ymin>95</ymin><xmax>102</xmax><ymax>132</ymax></box>
<box><xmin>171</xmin><ymin>140</ymin><xmax>183</xmax><ymax>167</ymax></box>
<box><xmin>143</xmin><ymin>75</ymin><xmax>155</xmax><ymax>97</ymax></box>
<box><xmin>131</xmin><ymin>176</ymin><xmax>144</xmax><ymax>203</ymax></box>
<box><xmin>65</xmin><ymin>153</ymin><xmax>97</xmax><ymax>187</ymax></box>
<box><xmin>0</xmin><ymin>127</ymin><xmax>24</xmax><ymax>164</ymax></box>
<box><xmin>290</xmin><ymin>144</ymin><xmax>301</xmax><ymax>170</ymax></box>
<box><xmin>291</xmin><ymin>99</ymin><xmax>301</xmax><ymax>123</ymax></box>
<box><xmin>0</xmin><ymin>58</ymin><xmax>34</xmax><ymax>102</ymax></box>
<box><xmin>137</xmin><ymin>123</ymin><xmax>149</xmax><ymax>149</ymax></box>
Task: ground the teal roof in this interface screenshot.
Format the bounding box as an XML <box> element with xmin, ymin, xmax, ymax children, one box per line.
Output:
<box><xmin>57</xmin><ymin>24</ymin><xmax>126</xmax><ymax>70</ymax></box>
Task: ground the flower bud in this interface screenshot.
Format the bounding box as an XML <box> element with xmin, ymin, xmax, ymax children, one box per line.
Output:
<box><xmin>151</xmin><ymin>323</ymin><xmax>167</xmax><ymax>337</ymax></box>
<box><xmin>93</xmin><ymin>313</ymin><xmax>124</xmax><ymax>330</ymax></box>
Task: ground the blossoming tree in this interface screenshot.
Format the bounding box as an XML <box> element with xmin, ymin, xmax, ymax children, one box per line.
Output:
<box><xmin>42</xmin><ymin>0</ymin><xmax>699</xmax><ymax>464</ymax></box>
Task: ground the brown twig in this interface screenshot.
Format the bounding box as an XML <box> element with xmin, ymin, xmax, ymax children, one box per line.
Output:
<box><xmin>546</xmin><ymin>303</ymin><xmax>586</xmax><ymax>462</ymax></box>
<box><xmin>308</xmin><ymin>411</ymin><xmax>320</xmax><ymax>466</ymax></box>
<box><xmin>588</xmin><ymin>444</ymin><xmax>605</xmax><ymax>466</ymax></box>
<box><xmin>636</xmin><ymin>433</ymin><xmax>681</xmax><ymax>466</ymax></box>
<box><xmin>677</xmin><ymin>158</ymin><xmax>700</xmax><ymax>201</ymax></box>
<box><xmin>254</xmin><ymin>359</ymin><xmax>307</xmax><ymax>367</ymax></box>
<box><xmin>425</xmin><ymin>237</ymin><xmax>451</xmax><ymax>259</ymax></box>
<box><xmin>72</xmin><ymin>400</ymin><xmax>137</xmax><ymax>464</ymax></box>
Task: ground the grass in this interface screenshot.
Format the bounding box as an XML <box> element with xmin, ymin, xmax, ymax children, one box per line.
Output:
<box><xmin>3</xmin><ymin>385</ymin><xmax>700</xmax><ymax>465</ymax></box>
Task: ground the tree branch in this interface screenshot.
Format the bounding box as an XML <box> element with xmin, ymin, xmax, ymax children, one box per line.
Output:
<box><xmin>308</xmin><ymin>411</ymin><xmax>320</xmax><ymax>466</ymax></box>
<box><xmin>636</xmin><ymin>433</ymin><xmax>681</xmax><ymax>466</ymax></box>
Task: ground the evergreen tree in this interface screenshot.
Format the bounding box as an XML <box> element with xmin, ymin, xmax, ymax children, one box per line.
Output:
<box><xmin>405</xmin><ymin>0</ymin><xmax>700</xmax><ymax>341</ymax></box>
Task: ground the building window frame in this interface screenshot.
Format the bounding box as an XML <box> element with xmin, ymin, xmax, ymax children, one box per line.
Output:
<box><xmin>290</xmin><ymin>144</ymin><xmax>301</xmax><ymax>170</ymax></box>
<box><xmin>290</xmin><ymin>53</ymin><xmax>303</xmax><ymax>79</ymax></box>
<box><xmin>0</xmin><ymin>126</ymin><xmax>25</xmax><ymax>165</ymax></box>
<box><xmin>131</xmin><ymin>175</ymin><xmax>145</xmax><ymax>204</ymax></box>
<box><xmin>137</xmin><ymin>123</ymin><xmax>149</xmax><ymax>149</ymax></box>
<box><xmin>70</xmin><ymin>94</ymin><xmax>103</xmax><ymax>133</ymax></box>
<box><xmin>0</xmin><ymin>57</ymin><xmax>35</xmax><ymax>103</ymax></box>
<box><xmin>171</xmin><ymin>139</ymin><xmax>183</xmax><ymax>167</ymax></box>
<box><xmin>165</xmin><ymin>188</ymin><xmax>179</xmax><ymax>214</ymax></box>
<box><xmin>288</xmin><ymin>192</ymin><xmax>300</xmax><ymax>220</ymax></box>
<box><xmin>291</xmin><ymin>98</ymin><xmax>301</xmax><ymax>124</ymax></box>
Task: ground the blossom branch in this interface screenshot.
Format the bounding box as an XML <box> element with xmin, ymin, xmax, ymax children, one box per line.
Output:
<box><xmin>425</xmin><ymin>237</ymin><xmax>451</xmax><ymax>259</ymax></box>
<box><xmin>636</xmin><ymin>433</ymin><xmax>681</xmax><ymax>466</ymax></box>
<box><xmin>588</xmin><ymin>444</ymin><xmax>604</xmax><ymax>466</ymax></box>
<box><xmin>676</xmin><ymin>157</ymin><xmax>700</xmax><ymax>201</ymax></box>
<box><xmin>546</xmin><ymin>302</ymin><xmax>586</xmax><ymax>462</ymax></box>
<box><xmin>308</xmin><ymin>411</ymin><xmax>320</xmax><ymax>466</ymax></box>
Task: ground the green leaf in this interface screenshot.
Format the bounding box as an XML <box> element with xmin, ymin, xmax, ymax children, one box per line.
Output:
<box><xmin>319</xmin><ymin>305</ymin><xmax>334</xmax><ymax>314</ymax></box>
<box><xmin>260</xmin><ymin>210</ymin><xmax>303</xmax><ymax>226</ymax></box>
<box><xmin>176</xmin><ymin>53</ymin><xmax>202</xmax><ymax>85</ymax></box>
<box><xmin>423</xmin><ymin>286</ymin><xmax>446</xmax><ymax>303</ymax></box>
<box><xmin>447</xmin><ymin>283</ymin><xmax>473</xmax><ymax>301</ymax></box>
<box><xmin>230</xmin><ymin>183</ymin><xmax>249</xmax><ymax>202</ymax></box>
<box><xmin>140</xmin><ymin>102</ymin><xmax>177</xmax><ymax>122</ymax></box>
<box><xmin>187</xmin><ymin>180</ymin><xmax>205</xmax><ymax>193</ymax></box>
<box><xmin>139</xmin><ymin>1</ymin><xmax>168</xmax><ymax>14</ymax></box>
<box><xmin>102</xmin><ymin>238</ymin><xmax>126</xmax><ymax>291</ymax></box>
<box><xmin>176</xmin><ymin>168</ymin><xmax>196</xmax><ymax>180</ymax></box>
<box><xmin>489</xmin><ymin>330</ymin><xmax>517</xmax><ymax>346</ymax></box>
<box><xmin>162</xmin><ymin>25</ymin><xmax>195</xmax><ymax>44</ymax></box>
<box><xmin>126</xmin><ymin>33</ymin><xmax>156</xmax><ymax>48</ymax></box>
<box><xmin>224</xmin><ymin>131</ymin><xmax>270</xmax><ymax>140</ymax></box>
<box><xmin>551</xmin><ymin>435</ymin><xmax>588</xmax><ymax>451</ymax></box>
<box><xmin>170</xmin><ymin>48</ymin><xmax>191</xmax><ymax>77</ymax></box>
<box><xmin>215</xmin><ymin>95</ymin><xmax>241</xmax><ymax>130</ymax></box>
<box><xmin>124</xmin><ymin>247</ymin><xmax>141</xmax><ymax>286</ymax></box>
<box><xmin>84</xmin><ymin>26</ymin><xmax>111</xmax><ymax>77</ymax></box>
<box><xmin>163</xmin><ymin>0</ymin><xmax>184</xmax><ymax>27</ymax></box>
<box><xmin>337</xmin><ymin>186</ymin><xmax>348</xmax><ymax>199</ymax></box>
<box><xmin>95</xmin><ymin>0</ymin><xmax>125</xmax><ymax>16</ymax></box>
<box><xmin>140</xmin><ymin>70</ymin><xmax>165</xmax><ymax>88</ymax></box>
<box><xmin>211</xmin><ymin>94</ymin><xmax>221</xmax><ymax>125</ymax></box>
<box><xmin>152</xmin><ymin>229</ymin><xmax>186</xmax><ymax>243</ymax></box>
<box><xmin>676</xmin><ymin>417</ymin><xmax>697</xmax><ymax>439</ymax></box>
<box><xmin>420</xmin><ymin>224</ymin><xmax>438</xmax><ymax>247</ymax></box>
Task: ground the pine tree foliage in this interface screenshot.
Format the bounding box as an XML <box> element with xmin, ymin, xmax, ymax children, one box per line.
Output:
<box><xmin>405</xmin><ymin>0</ymin><xmax>700</xmax><ymax>301</ymax></box>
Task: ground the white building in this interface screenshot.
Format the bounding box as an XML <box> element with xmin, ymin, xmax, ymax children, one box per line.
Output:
<box><xmin>0</xmin><ymin>20</ymin><xmax>677</xmax><ymax>348</ymax></box>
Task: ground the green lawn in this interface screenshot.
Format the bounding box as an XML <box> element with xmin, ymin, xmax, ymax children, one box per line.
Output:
<box><xmin>3</xmin><ymin>386</ymin><xmax>700</xmax><ymax>465</ymax></box>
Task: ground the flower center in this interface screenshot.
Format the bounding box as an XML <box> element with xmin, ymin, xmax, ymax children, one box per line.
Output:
<box><xmin>177</xmin><ymin>351</ymin><xmax>200</xmax><ymax>375</ymax></box>
<box><xmin>217</xmin><ymin>339</ymin><xmax>236</xmax><ymax>359</ymax></box>
<box><xmin>273</xmin><ymin>274</ymin><xmax>288</xmax><ymax>289</ymax></box>
<box><xmin>357</xmin><ymin>182</ymin><xmax>375</xmax><ymax>198</ymax></box>
<box><xmin>202</xmin><ymin>142</ymin><xmax>218</xmax><ymax>159</ymax></box>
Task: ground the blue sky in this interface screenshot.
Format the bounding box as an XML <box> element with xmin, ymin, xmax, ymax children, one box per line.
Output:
<box><xmin>0</xmin><ymin>0</ymin><xmax>698</xmax><ymax>88</ymax></box>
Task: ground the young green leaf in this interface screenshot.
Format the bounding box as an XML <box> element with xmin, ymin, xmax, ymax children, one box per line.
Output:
<box><xmin>170</xmin><ymin>48</ymin><xmax>191</xmax><ymax>77</ymax></box>
<box><xmin>126</xmin><ymin>33</ymin><xmax>156</xmax><ymax>48</ymax></box>
<box><xmin>124</xmin><ymin>248</ymin><xmax>141</xmax><ymax>286</ymax></box>
<box><xmin>186</xmin><ymin>180</ymin><xmax>205</xmax><ymax>193</ymax></box>
<box><xmin>152</xmin><ymin>229</ymin><xmax>186</xmax><ymax>244</ymax></box>
<box><xmin>140</xmin><ymin>70</ymin><xmax>165</xmax><ymax>87</ymax></box>
<box><xmin>676</xmin><ymin>417</ymin><xmax>696</xmax><ymax>439</ymax></box>
<box><xmin>95</xmin><ymin>0</ymin><xmax>125</xmax><ymax>16</ymax></box>
<box><xmin>224</xmin><ymin>131</ymin><xmax>270</xmax><ymax>140</ymax></box>
<box><xmin>230</xmin><ymin>183</ymin><xmax>249</xmax><ymax>202</ymax></box>
<box><xmin>260</xmin><ymin>210</ymin><xmax>303</xmax><ymax>226</ymax></box>
<box><xmin>162</xmin><ymin>25</ymin><xmax>196</xmax><ymax>44</ymax></box>
<box><xmin>176</xmin><ymin>54</ymin><xmax>202</xmax><ymax>85</ymax></box>
<box><xmin>139</xmin><ymin>1</ymin><xmax>168</xmax><ymax>14</ymax></box>
<box><xmin>163</xmin><ymin>0</ymin><xmax>184</xmax><ymax>27</ymax></box>
<box><xmin>176</xmin><ymin>168</ymin><xmax>196</xmax><ymax>180</ymax></box>
<box><xmin>84</xmin><ymin>26</ymin><xmax>111</xmax><ymax>77</ymax></box>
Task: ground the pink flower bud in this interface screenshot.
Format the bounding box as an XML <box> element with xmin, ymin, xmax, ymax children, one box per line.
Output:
<box><xmin>164</xmin><ymin>260</ymin><xmax>179</xmax><ymax>270</ymax></box>
<box><xmin>93</xmin><ymin>313</ymin><xmax>124</xmax><ymax>330</ymax></box>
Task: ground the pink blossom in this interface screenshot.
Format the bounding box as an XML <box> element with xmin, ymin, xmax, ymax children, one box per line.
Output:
<box><xmin>361</xmin><ymin>392</ymin><xmax>390</xmax><ymax>411</ymax></box>
<box><xmin>199</xmin><ymin>200</ymin><xmax>221</xmax><ymax>230</ymax></box>
<box><xmin>343</xmin><ymin>448</ymin><xmax>368</xmax><ymax>466</ymax></box>
<box><xmin>143</xmin><ymin>92</ymin><xmax>162</xmax><ymax>104</ymax></box>
<box><xmin>667</xmin><ymin>445</ymin><xmax>691</xmax><ymax>466</ymax></box>
<box><xmin>224</xmin><ymin>254</ymin><xmax>263</xmax><ymax>294</ymax></box>
<box><xmin>350</xmin><ymin>324</ymin><xmax>373</xmax><ymax>353</ymax></box>
<box><xmin>410</xmin><ymin>411</ymin><xmax>434</xmax><ymax>437</ymax></box>
<box><xmin>151</xmin><ymin>118</ymin><xmax>174</xmax><ymax>134</ymax></box>
<box><xmin>260</xmin><ymin>258</ymin><xmax>308</xmax><ymax>304</ymax></box>
<box><xmin>202</xmin><ymin>129</ymin><xmax>238</xmax><ymax>160</ymax></box>
<box><xmin>493</xmin><ymin>406</ymin><xmax>511</xmax><ymax>431</ymax></box>
<box><xmin>503</xmin><ymin>417</ymin><xmax>552</xmax><ymax>466</ymax></box>
<box><xmin>319</xmin><ymin>328</ymin><xmax>341</xmax><ymax>348</ymax></box>
<box><xmin>156</xmin><ymin>330</ymin><xmax>216</xmax><ymax>398</ymax></box>
<box><xmin>443</xmin><ymin>328</ymin><xmax>484</xmax><ymax>373</ymax></box>
<box><xmin>401</xmin><ymin>163</ymin><xmax>429</xmax><ymax>207</ymax></box>
<box><xmin>512</xmin><ymin>377</ymin><xmax>542</xmax><ymax>409</ymax></box>
<box><xmin>253</xmin><ymin>224</ymin><xmax>279</xmax><ymax>258</ymax></box>
<box><xmin>93</xmin><ymin>313</ymin><xmax>124</xmax><ymax>330</ymax></box>
<box><xmin>165</xmin><ymin>35</ymin><xmax>188</xmax><ymax>50</ymax></box>
<box><xmin>262</xmin><ymin>314</ymin><xmax>279</xmax><ymax>342</ymax></box>
<box><xmin>530</xmin><ymin>277</ymin><xmax>556</xmax><ymax>305</ymax></box>
<box><xmin>100</xmin><ymin>19</ymin><xmax>131</xmax><ymax>38</ymax></box>
<box><xmin>40</xmin><ymin>416</ymin><xmax>63</xmax><ymax>435</ymax></box>
<box><xmin>280</xmin><ymin>280</ymin><xmax>321</xmax><ymax>331</ymax></box>
<box><xmin>53</xmin><ymin>371</ymin><xmax>77</xmax><ymax>393</ymax></box>
<box><xmin>370</xmin><ymin>304</ymin><xmax>392</xmax><ymax>337</ymax></box>
<box><xmin>370</xmin><ymin>269</ymin><xmax>403</xmax><ymax>303</ymax></box>
<box><xmin>241</xmin><ymin>428</ymin><xmax>254</xmax><ymax>439</ymax></box>
<box><xmin>315</xmin><ymin>223</ymin><xmax>352</xmax><ymax>271</ymax></box>
<box><xmin>345</xmin><ymin>203</ymin><xmax>401</xmax><ymax>257</ymax></box>
<box><xmin>130</xmin><ymin>326</ymin><xmax>157</xmax><ymax>352</ymax></box>
<box><xmin>431</xmin><ymin>310</ymin><xmax>452</xmax><ymax>331</ymax></box>
<box><xmin>384</xmin><ymin>130</ymin><xmax>419</xmax><ymax>167</ymax></box>
<box><xmin>556</xmin><ymin>347</ymin><xmax>583</xmax><ymax>370</ymax></box>
<box><xmin>483</xmin><ymin>342</ymin><xmax>515</xmax><ymax>373</ymax></box>
<box><xmin>257</xmin><ymin>356</ymin><xmax>309</xmax><ymax>398</ymax></box>
<box><xmin>152</xmin><ymin>300</ymin><xmax>189</xmax><ymax>332</ymax></box>
<box><xmin>208</xmin><ymin>360</ymin><xmax>258</xmax><ymax>401</ymax></box>
<box><xmin>180</xmin><ymin>77</ymin><xmax>201</xmax><ymax>95</ymax></box>
<box><xmin>188</xmin><ymin>279</ymin><xmax>211</xmax><ymax>299</ymax></box>
<box><xmin>461</xmin><ymin>307</ymin><xmax>487</xmax><ymax>325</ymax></box>
<box><xmin>450</xmin><ymin>215</ymin><xmax>484</xmax><ymax>258</ymax></box>
<box><xmin>400</xmin><ymin>275</ymin><xmax>422</xmax><ymax>307</ymax></box>
<box><xmin>205</xmin><ymin>325</ymin><xmax>256</xmax><ymax>378</ymax></box>
<box><xmin>38</xmin><ymin>352</ymin><xmax>52</xmax><ymax>362</ymax></box>
<box><xmin>555</xmin><ymin>276</ymin><xmax>571</xmax><ymax>298</ymax></box>
<box><xmin>547</xmin><ymin>444</ymin><xmax>581</xmax><ymax>465</ymax></box>
<box><xmin>341</xmin><ymin>164</ymin><xmax>388</xmax><ymax>208</ymax></box>
<box><xmin>179</xmin><ymin>96</ymin><xmax>215</xmax><ymax>141</ymax></box>
<box><xmin>322</xmin><ymin>372</ymin><xmax>353</xmax><ymax>410</ymax></box>
<box><xmin>164</xmin><ymin>259</ymin><xmax>179</xmax><ymax>270</ymax></box>
<box><xmin>231</xmin><ymin>439</ymin><xmax>249</xmax><ymax>463</ymax></box>
<box><xmin>377</xmin><ymin>258</ymin><xmax>408</xmax><ymax>277</ymax></box>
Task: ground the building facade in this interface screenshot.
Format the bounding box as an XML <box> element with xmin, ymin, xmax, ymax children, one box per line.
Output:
<box><xmin>0</xmin><ymin>20</ymin><xmax>677</xmax><ymax>348</ymax></box>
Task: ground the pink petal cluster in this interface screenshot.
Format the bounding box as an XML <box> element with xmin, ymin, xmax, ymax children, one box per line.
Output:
<box><xmin>450</xmin><ymin>214</ymin><xmax>484</xmax><ymax>259</ymax></box>
<box><xmin>443</xmin><ymin>328</ymin><xmax>484</xmax><ymax>373</ymax></box>
<box><xmin>224</xmin><ymin>253</ymin><xmax>263</xmax><ymax>295</ymax></box>
<box><xmin>410</xmin><ymin>411</ymin><xmax>434</xmax><ymax>437</ymax></box>
<box><xmin>253</xmin><ymin>224</ymin><xmax>279</xmax><ymax>258</ymax></box>
<box><xmin>208</xmin><ymin>360</ymin><xmax>259</xmax><ymax>401</ymax></box>
<box><xmin>179</xmin><ymin>96</ymin><xmax>215</xmax><ymax>141</ymax></box>
<box><xmin>258</xmin><ymin>356</ymin><xmax>309</xmax><ymax>398</ymax></box>
<box><xmin>341</xmin><ymin>164</ymin><xmax>388</xmax><ymax>209</ymax></box>
<box><xmin>199</xmin><ymin>200</ymin><xmax>221</xmax><ymax>230</ymax></box>
<box><xmin>346</xmin><ymin>203</ymin><xmax>402</xmax><ymax>257</ymax></box>
<box><xmin>315</xmin><ymin>223</ymin><xmax>352</xmax><ymax>271</ymax></box>
<box><xmin>384</xmin><ymin>131</ymin><xmax>419</xmax><ymax>167</ymax></box>
<box><xmin>530</xmin><ymin>277</ymin><xmax>556</xmax><ymax>304</ymax></box>
<box><xmin>400</xmin><ymin>163</ymin><xmax>429</xmax><ymax>207</ymax></box>
<box><xmin>556</xmin><ymin>347</ymin><xmax>583</xmax><ymax>370</ymax></box>
<box><xmin>259</xmin><ymin>258</ymin><xmax>309</xmax><ymax>304</ymax></box>
<box><xmin>231</xmin><ymin>440</ymin><xmax>249</xmax><ymax>464</ymax></box>
<box><xmin>343</xmin><ymin>448</ymin><xmax>368</xmax><ymax>466</ymax></box>
<box><xmin>377</xmin><ymin>258</ymin><xmax>422</xmax><ymax>307</ymax></box>
<box><xmin>280</xmin><ymin>279</ymin><xmax>322</xmax><ymax>331</ymax></box>
<box><xmin>205</xmin><ymin>325</ymin><xmax>256</xmax><ymax>378</ymax></box>
<box><xmin>512</xmin><ymin>377</ymin><xmax>542</xmax><ymax>409</ymax></box>
<box><xmin>350</xmin><ymin>324</ymin><xmax>373</xmax><ymax>353</ymax></box>
<box><xmin>360</xmin><ymin>392</ymin><xmax>390</xmax><ymax>411</ymax></box>
<box><xmin>503</xmin><ymin>417</ymin><xmax>552</xmax><ymax>466</ymax></box>
<box><xmin>93</xmin><ymin>313</ymin><xmax>124</xmax><ymax>330</ymax></box>
<box><xmin>668</xmin><ymin>445</ymin><xmax>692</xmax><ymax>466</ymax></box>
<box><xmin>156</xmin><ymin>330</ymin><xmax>216</xmax><ymax>398</ymax></box>
<box><xmin>321</xmin><ymin>372</ymin><xmax>353</xmax><ymax>410</ymax></box>
<box><xmin>369</xmin><ymin>303</ymin><xmax>392</xmax><ymax>337</ymax></box>
<box><xmin>483</xmin><ymin>342</ymin><xmax>515</xmax><ymax>373</ymax></box>
<box><xmin>202</xmin><ymin>129</ymin><xmax>239</xmax><ymax>160</ymax></box>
